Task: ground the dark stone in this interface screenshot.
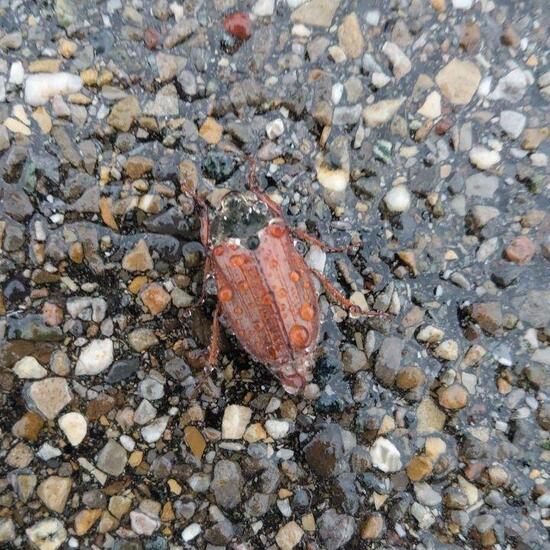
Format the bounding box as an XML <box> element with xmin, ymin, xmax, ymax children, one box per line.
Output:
<box><xmin>304</xmin><ymin>424</ymin><xmax>344</xmax><ymax>479</ymax></box>
<box><xmin>202</xmin><ymin>151</ymin><xmax>238</xmax><ymax>183</ymax></box>
<box><xmin>106</xmin><ymin>358</ymin><xmax>140</xmax><ymax>384</ymax></box>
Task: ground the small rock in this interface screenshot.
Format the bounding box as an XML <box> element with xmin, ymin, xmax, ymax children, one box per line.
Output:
<box><xmin>417</xmin><ymin>397</ymin><xmax>446</xmax><ymax>433</ymax></box>
<box><xmin>318</xmin><ymin>509</ymin><xmax>355</xmax><ymax>550</ymax></box>
<box><xmin>75</xmin><ymin>339</ymin><xmax>114</xmax><ymax>376</ymax></box>
<box><xmin>0</xmin><ymin>518</ymin><xmax>16</xmax><ymax>544</ymax></box>
<box><xmin>130</xmin><ymin>510</ymin><xmax>160</xmax><ymax>535</ymax></box>
<box><xmin>384</xmin><ymin>185</ymin><xmax>411</xmax><ymax>213</ymax></box>
<box><xmin>74</xmin><ymin>509</ymin><xmax>102</xmax><ymax>536</ymax></box>
<box><xmin>211</xmin><ymin>460</ymin><xmax>243</xmax><ymax>509</ymax></box>
<box><xmin>338</xmin><ymin>13</ymin><xmax>364</xmax><ymax>59</ymax></box>
<box><xmin>370</xmin><ymin>437</ymin><xmax>402</xmax><ymax>473</ymax></box>
<box><xmin>13</xmin><ymin>356</ymin><xmax>47</xmax><ymax>379</ymax></box>
<box><xmin>471</xmin><ymin>302</ymin><xmax>503</xmax><ymax>334</ymax></box>
<box><xmin>24</xmin><ymin>72</ymin><xmax>82</xmax><ymax>106</ymax></box>
<box><xmin>503</xmin><ymin>235</ymin><xmax>535</xmax><ymax>265</ymax></box>
<box><xmin>406</xmin><ymin>455</ymin><xmax>433</xmax><ymax>481</ymax></box>
<box><xmin>363</xmin><ymin>98</ymin><xmax>405</xmax><ymax>127</ymax></box>
<box><xmin>438</xmin><ymin>384</ymin><xmax>469</xmax><ymax>410</ymax></box>
<box><xmin>140</xmin><ymin>283</ymin><xmax>171</xmax><ymax>315</ymax></box>
<box><xmin>26</xmin><ymin>519</ymin><xmax>67</xmax><ymax>550</ymax></box>
<box><xmin>436</xmin><ymin>58</ymin><xmax>481</xmax><ymax>105</ymax></box>
<box><xmin>361</xmin><ymin>514</ymin><xmax>384</xmax><ymax>540</ymax></box>
<box><xmin>265</xmin><ymin>419</ymin><xmax>290</xmax><ymax>439</ymax></box>
<box><xmin>469</xmin><ymin>146</ymin><xmax>500</xmax><ymax>170</ymax></box>
<box><xmin>382</xmin><ymin>41</ymin><xmax>411</xmax><ymax>79</ymax></box>
<box><xmin>181</xmin><ymin>522</ymin><xmax>202</xmax><ymax>542</ymax></box>
<box><xmin>489</xmin><ymin>68</ymin><xmax>529</xmax><ymax>102</ymax></box>
<box><xmin>25</xmin><ymin>377</ymin><xmax>73</xmax><ymax>420</ymax></box>
<box><xmin>37</xmin><ymin>476</ymin><xmax>72</xmax><ymax>513</ymax></box>
<box><xmin>141</xmin><ymin>415</ymin><xmax>169</xmax><ymax>443</ymax></box>
<box><xmin>266</xmin><ymin>118</ymin><xmax>285</xmax><ymax>139</ymax></box>
<box><xmin>253</xmin><ymin>0</ymin><xmax>275</xmax><ymax>17</ymax></box>
<box><xmin>199</xmin><ymin>117</ymin><xmax>223</xmax><ymax>144</ymax></box>
<box><xmin>107</xmin><ymin>96</ymin><xmax>141</xmax><ymax>132</ymax></box>
<box><xmin>122</xmin><ymin>240</ymin><xmax>153</xmax><ymax>272</ymax></box>
<box><xmin>222</xmin><ymin>405</ymin><xmax>252</xmax><ymax>439</ymax></box>
<box><xmin>499</xmin><ymin>110</ymin><xmax>526</xmax><ymax>139</ymax></box>
<box><xmin>291</xmin><ymin>0</ymin><xmax>341</xmax><ymax>28</ymax></box>
<box><xmin>124</xmin><ymin>156</ymin><xmax>154</xmax><ymax>179</ymax></box>
<box><xmin>275</xmin><ymin>521</ymin><xmax>304</xmax><ymax>550</ymax></box>
<box><xmin>433</xmin><ymin>340</ymin><xmax>458</xmax><ymax>361</ymax></box>
<box><xmin>97</xmin><ymin>440</ymin><xmax>128</xmax><ymax>476</ymax></box>
<box><xmin>395</xmin><ymin>366</ymin><xmax>425</xmax><ymax>390</ymax></box>
<box><xmin>58</xmin><ymin>412</ymin><xmax>87</xmax><ymax>446</ymax></box>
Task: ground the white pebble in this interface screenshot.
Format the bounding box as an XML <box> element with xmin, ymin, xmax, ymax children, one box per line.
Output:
<box><xmin>13</xmin><ymin>356</ymin><xmax>47</xmax><ymax>379</ymax></box>
<box><xmin>9</xmin><ymin>61</ymin><xmax>25</xmax><ymax>85</ymax></box>
<box><xmin>370</xmin><ymin>437</ymin><xmax>402</xmax><ymax>473</ymax></box>
<box><xmin>266</xmin><ymin>118</ymin><xmax>284</xmax><ymax>140</ymax></box>
<box><xmin>222</xmin><ymin>405</ymin><xmax>252</xmax><ymax>439</ymax></box>
<box><xmin>58</xmin><ymin>412</ymin><xmax>87</xmax><ymax>446</ymax></box>
<box><xmin>265</xmin><ymin>419</ymin><xmax>290</xmax><ymax>439</ymax></box>
<box><xmin>331</xmin><ymin>82</ymin><xmax>344</xmax><ymax>104</ymax></box>
<box><xmin>181</xmin><ymin>523</ymin><xmax>202</xmax><ymax>542</ymax></box>
<box><xmin>384</xmin><ymin>185</ymin><xmax>411</xmax><ymax>213</ymax></box>
<box><xmin>24</xmin><ymin>72</ymin><xmax>82</xmax><ymax>106</ymax></box>
<box><xmin>75</xmin><ymin>339</ymin><xmax>114</xmax><ymax>376</ymax></box>
<box><xmin>252</xmin><ymin>0</ymin><xmax>275</xmax><ymax>16</ymax></box>
<box><xmin>469</xmin><ymin>146</ymin><xmax>500</xmax><ymax>170</ymax></box>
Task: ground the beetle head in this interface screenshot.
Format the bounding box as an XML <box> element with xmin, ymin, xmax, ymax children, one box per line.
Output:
<box><xmin>275</xmin><ymin>355</ymin><xmax>314</xmax><ymax>395</ymax></box>
<box><xmin>211</xmin><ymin>191</ymin><xmax>273</xmax><ymax>245</ymax></box>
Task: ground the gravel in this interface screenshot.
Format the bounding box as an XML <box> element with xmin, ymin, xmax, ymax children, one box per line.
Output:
<box><xmin>1</xmin><ymin>0</ymin><xmax>549</xmax><ymax>548</ymax></box>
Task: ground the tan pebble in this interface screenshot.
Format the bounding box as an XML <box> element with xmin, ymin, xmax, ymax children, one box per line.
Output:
<box><xmin>58</xmin><ymin>38</ymin><xmax>77</xmax><ymax>58</ymax></box>
<box><xmin>438</xmin><ymin>384</ymin><xmax>469</xmax><ymax>410</ymax></box>
<box><xmin>199</xmin><ymin>117</ymin><xmax>223</xmax><ymax>144</ymax></box>
<box><xmin>74</xmin><ymin>509</ymin><xmax>102</xmax><ymax>536</ymax></box>
<box><xmin>184</xmin><ymin>426</ymin><xmax>206</xmax><ymax>458</ymax></box>
<box><xmin>81</xmin><ymin>68</ymin><xmax>99</xmax><ymax>86</ymax></box>
<box><xmin>406</xmin><ymin>455</ymin><xmax>433</xmax><ymax>481</ymax></box>
<box><xmin>140</xmin><ymin>283</ymin><xmax>171</xmax><ymax>315</ymax></box>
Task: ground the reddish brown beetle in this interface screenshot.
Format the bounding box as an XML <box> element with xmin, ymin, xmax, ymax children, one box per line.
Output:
<box><xmin>185</xmin><ymin>162</ymin><xmax>383</xmax><ymax>394</ymax></box>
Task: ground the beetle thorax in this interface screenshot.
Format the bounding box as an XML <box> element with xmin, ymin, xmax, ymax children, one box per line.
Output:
<box><xmin>210</xmin><ymin>191</ymin><xmax>273</xmax><ymax>246</ymax></box>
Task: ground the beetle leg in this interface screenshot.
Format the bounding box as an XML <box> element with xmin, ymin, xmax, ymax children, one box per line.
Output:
<box><xmin>191</xmin><ymin>302</ymin><xmax>221</xmax><ymax>398</ymax></box>
<box><xmin>180</xmin><ymin>256</ymin><xmax>212</xmax><ymax>313</ymax></box>
<box><xmin>311</xmin><ymin>268</ymin><xmax>387</xmax><ymax>318</ymax></box>
<box><xmin>245</xmin><ymin>156</ymin><xmax>285</xmax><ymax>216</ymax></box>
<box><xmin>292</xmin><ymin>228</ymin><xmax>360</xmax><ymax>254</ymax></box>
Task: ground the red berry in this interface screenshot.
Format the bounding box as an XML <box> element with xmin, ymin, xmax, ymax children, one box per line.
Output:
<box><xmin>223</xmin><ymin>12</ymin><xmax>252</xmax><ymax>40</ymax></box>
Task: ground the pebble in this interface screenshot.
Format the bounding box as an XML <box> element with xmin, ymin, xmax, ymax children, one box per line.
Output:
<box><xmin>382</xmin><ymin>42</ymin><xmax>411</xmax><ymax>79</ymax></box>
<box><xmin>318</xmin><ymin>509</ymin><xmax>355</xmax><ymax>550</ymax></box>
<box><xmin>265</xmin><ymin>419</ymin><xmax>290</xmax><ymax>439</ymax></box>
<box><xmin>499</xmin><ymin>110</ymin><xmax>526</xmax><ymax>139</ymax></box>
<box><xmin>130</xmin><ymin>510</ymin><xmax>160</xmax><ymax>535</ymax></box>
<box><xmin>26</xmin><ymin>519</ymin><xmax>67</xmax><ymax>550</ymax></box>
<box><xmin>290</xmin><ymin>0</ymin><xmax>341</xmax><ymax>28</ymax></box>
<box><xmin>75</xmin><ymin>339</ymin><xmax>114</xmax><ymax>375</ymax></box>
<box><xmin>25</xmin><ymin>377</ymin><xmax>73</xmax><ymax>420</ymax></box>
<box><xmin>383</xmin><ymin>185</ymin><xmax>411</xmax><ymax>213</ymax></box>
<box><xmin>13</xmin><ymin>356</ymin><xmax>48</xmax><ymax>379</ymax></box>
<box><xmin>211</xmin><ymin>460</ymin><xmax>243</xmax><ymax>509</ymax></box>
<box><xmin>24</xmin><ymin>72</ymin><xmax>82</xmax><ymax>106</ymax></box>
<box><xmin>469</xmin><ymin>146</ymin><xmax>501</xmax><ymax>170</ymax></box>
<box><xmin>433</xmin><ymin>339</ymin><xmax>459</xmax><ymax>361</ymax></box>
<box><xmin>275</xmin><ymin>521</ymin><xmax>304</xmax><ymax>549</ymax></box>
<box><xmin>222</xmin><ymin>405</ymin><xmax>252</xmax><ymax>439</ymax></box>
<box><xmin>58</xmin><ymin>412</ymin><xmax>87</xmax><ymax>446</ymax></box>
<box><xmin>363</xmin><ymin>98</ymin><xmax>405</xmax><ymax>127</ymax></box>
<box><xmin>338</xmin><ymin>13</ymin><xmax>364</xmax><ymax>59</ymax></box>
<box><xmin>96</xmin><ymin>440</ymin><xmax>128</xmax><ymax>476</ymax></box>
<box><xmin>504</xmin><ymin>236</ymin><xmax>536</xmax><ymax>264</ymax></box>
<box><xmin>438</xmin><ymin>384</ymin><xmax>469</xmax><ymax>410</ymax></box>
<box><xmin>266</xmin><ymin>118</ymin><xmax>285</xmax><ymax>139</ymax></box>
<box><xmin>436</xmin><ymin>58</ymin><xmax>481</xmax><ymax>105</ymax></box>
<box><xmin>181</xmin><ymin>522</ymin><xmax>202</xmax><ymax>541</ymax></box>
<box><xmin>37</xmin><ymin>476</ymin><xmax>72</xmax><ymax>513</ymax></box>
<box><xmin>370</xmin><ymin>438</ymin><xmax>402</xmax><ymax>473</ymax></box>
<box><xmin>141</xmin><ymin>415</ymin><xmax>169</xmax><ymax>443</ymax></box>
<box><xmin>361</xmin><ymin>513</ymin><xmax>384</xmax><ymax>539</ymax></box>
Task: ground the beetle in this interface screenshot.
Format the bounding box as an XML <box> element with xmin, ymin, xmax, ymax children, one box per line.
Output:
<box><xmin>184</xmin><ymin>161</ymin><xmax>384</xmax><ymax>394</ymax></box>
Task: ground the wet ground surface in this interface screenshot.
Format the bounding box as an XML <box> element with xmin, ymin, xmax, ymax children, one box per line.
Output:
<box><xmin>1</xmin><ymin>0</ymin><xmax>550</xmax><ymax>548</ymax></box>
